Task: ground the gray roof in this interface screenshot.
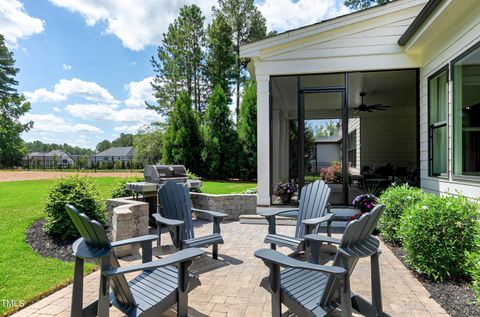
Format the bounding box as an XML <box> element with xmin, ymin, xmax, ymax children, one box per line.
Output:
<box><xmin>95</xmin><ymin>146</ymin><xmax>133</xmax><ymax>157</ymax></box>
<box><xmin>27</xmin><ymin>150</ymin><xmax>72</xmax><ymax>158</ymax></box>
<box><xmin>315</xmin><ymin>135</ymin><xmax>342</xmax><ymax>143</ymax></box>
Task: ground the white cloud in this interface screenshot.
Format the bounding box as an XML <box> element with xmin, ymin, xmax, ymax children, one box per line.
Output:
<box><xmin>65</xmin><ymin>103</ymin><xmax>163</xmax><ymax>123</ymax></box>
<box><xmin>62</xmin><ymin>64</ymin><xmax>72</xmax><ymax>70</ymax></box>
<box><xmin>258</xmin><ymin>0</ymin><xmax>350</xmax><ymax>33</ymax></box>
<box><xmin>114</xmin><ymin>124</ymin><xmax>145</xmax><ymax>134</ymax></box>
<box><xmin>25</xmin><ymin>78</ymin><xmax>118</xmax><ymax>104</ymax></box>
<box><xmin>124</xmin><ymin>76</ymin><xmax>156</xmax><ymax>108</ymax></box>
<box><xmin>52</xmin><ymin>106</ymin><xmax>61</xmax><ymax>112</ymax></box>
<box><xmin>0</xmin><ymin>0</ymin><xmax>44</xmax><ymax>46</ymax></box>
<box><xmin>21</xmin><ymin>113</ymin><xmax>103</xmax><ymax>134</ymax></box>
<box><xmin>48</xmin><ymin>0</ymin><xmax>216</xmax><ymax>51</ymax></box>
<box><xmin>54</xmin><ymin>78</ymin><xmax>118</xmax><ymax>103</ymax></box>
<box><xmin>24</xmin><ymin>88</ymin><xmax>67</xmax><ymax>103</ymax></box>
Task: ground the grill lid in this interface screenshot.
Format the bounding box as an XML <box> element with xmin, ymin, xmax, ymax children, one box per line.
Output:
<box><xmin>144</xmin><ymin>165</ymin><xmax>187</xmax><ymax>183</ymax></box>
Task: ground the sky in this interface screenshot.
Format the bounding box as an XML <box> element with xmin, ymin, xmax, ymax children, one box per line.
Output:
<box><xmin>1</xmin><ymin>0</ymin><xmax>350</xmax><ymax>150</ymax></box>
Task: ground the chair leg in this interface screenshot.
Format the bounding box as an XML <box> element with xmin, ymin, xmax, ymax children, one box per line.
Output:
<box><xmin>340</xmin><ymin>274</ymin><xmax>352</xmax><ymax>317</ymax></box>
<box><xmin>371</xmin><ymin>251</ymin><xmax>383</xmax><ymax>316</ymax></box>
<box><xmin>71</xmin><ymin>257</ymin><xmax>84</xmax><ymax>317</ymax></box>
<box><xmin>212</xmin><ymin>243</ymin><xmax>218</xmax><ymax>260</ymax></box>
<box><xmin>97</xmin><ymin>257</ymin><xmax>110</xmax><ymax>317</ymax></box>
<box><xmin>268</xmin><ymin>263</ymin><xmax>281</xmax><ymax>317</ymax></box>
<box><xmin>177</xmin><ymin>261</ymin><xmax>189</xmax><ymax>317</ymax></box>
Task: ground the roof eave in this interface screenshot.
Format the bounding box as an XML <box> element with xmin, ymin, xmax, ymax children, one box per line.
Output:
<box><xmin>398</xmin><ymin>0</ymin><xmax>444</xmax><ymax>46</ymax></box>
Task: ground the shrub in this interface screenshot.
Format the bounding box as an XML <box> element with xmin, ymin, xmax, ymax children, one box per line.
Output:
<box><xmin>400</xmin><ymin>194</ymin><xmax>480</xmax><ymax>281</ymax></box>
<box><xmin>111</xmin><ymin>176</ymin><xmax>144</xmax><ymax>198</ymax></box>
<box><xmin>467</xmin><ymin>250</ymin><xmax>480</xmax><ymax>301</ymax></box>
<box><xmin>44</xmin><ymin>176</ymin><xmax>106</xmax><ymax>240</ymax></box>
<box><xmin>377</xmin><ymin>184</ymin><xmax>425</xmax><ymax>244</ymax></box>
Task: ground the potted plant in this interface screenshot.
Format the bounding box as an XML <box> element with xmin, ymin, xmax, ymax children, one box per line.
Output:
<box><xmin>350</xmin><ymin>193</ymin><xmax>377</xmax><ymax>220</ymax></box>
<box><xmin>273</xmin><ymin>182</ymin><xmax>297</xmax><ymax>203</ymax></box>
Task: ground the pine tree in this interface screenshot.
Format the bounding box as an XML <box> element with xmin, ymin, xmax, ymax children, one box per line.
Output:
<box><xmin>214</xmin><ymin>0</ymin><xmax>267</xmax><ymax>122</ymax></box>
<box><xmin>201</xmin><ymin>85</ymin><xmax>238</xmax><ymax>179</ymax></box>
<box><xmin>0</xmin><ymin>34</ymin><xmax>32</xmax><ymax>167</ymax></box>
<box><xmin>150</xmin><ymin>5</ymin><xmax>207</xmax><ymax>115</ymax></box>
<box><xmin>162</xmin><ymin>92</ymin><xmax>203</xmax><ymax>174</ymax></box>
<box><xmin>206</xmin><ymin>13</ymin><xmax>236</xmax><ymax>101</ymax></box>
<box><xmin>237</xmin><ymin>80</ymin><xmax>257</xmax><ymax>180</ymax></box>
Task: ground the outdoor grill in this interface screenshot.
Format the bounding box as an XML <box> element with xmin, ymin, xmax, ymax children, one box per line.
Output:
<box><xmin>126</xmin><ymin>165</ymin><xmax>201</xmax><ymax>220</ymax></box>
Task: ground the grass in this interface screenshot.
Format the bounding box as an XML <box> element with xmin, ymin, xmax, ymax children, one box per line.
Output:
<box><xmin>0</xmin><ymin>177</ymin><xmax>255</xmax><ymax>315</ymax></box>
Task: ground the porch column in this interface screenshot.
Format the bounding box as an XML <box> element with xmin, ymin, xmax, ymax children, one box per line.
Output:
<box><xmin>257</xmin><ymin>74</ymin><xmax>270</xmax><ymax>206</ymax></box>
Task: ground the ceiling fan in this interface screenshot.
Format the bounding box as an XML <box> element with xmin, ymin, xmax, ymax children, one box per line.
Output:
<box><xmin>354</xmin><ymin>92</ymin><xmax>390</xmax><ymax>112</ymax></box>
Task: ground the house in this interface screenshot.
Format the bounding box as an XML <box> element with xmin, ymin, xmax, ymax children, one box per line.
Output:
<box><xmin>95</xmin><ymin>147</ymin><xmax>134</xmax><ymax>163</ymax></box>
<box><xmin>26</xmin><ymin>150</ymin><xmax>75</xmax><ymax>168</ymax></box>
<box><xmin>240</xmin><ymin>0</ymin><xmax>480</xmax><ymax>206</ymax></box>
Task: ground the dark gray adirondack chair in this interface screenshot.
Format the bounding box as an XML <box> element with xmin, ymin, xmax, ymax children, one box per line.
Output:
<box><xmin>65</xmin><ymin>204</ymin><xmax>204</xmax><ymax>317</ymax></box>
<box><xmin>255</xmin><ymin>204</ymin><xmax>387</xmax><ymax>317</ymax></box>
<box><xmin>262</xmin><ymin>180</ymin><xmax>332</xmax><ymax>254</ymax></box>
<box><xmin>154</xmin><ymin>181</ymin><xmax>227</xmax><ymax>259</ymax></box>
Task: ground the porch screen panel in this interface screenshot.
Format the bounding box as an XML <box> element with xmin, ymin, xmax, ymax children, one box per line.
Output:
<box><xmin>453</xmin><ymin>44</ymin><xmax>480</xmax><ymax>177</ymax></box>
<box><xmin>428</xmin><ymin>70</ymin><xmax>447</xmax><ymax>176</ymax></box>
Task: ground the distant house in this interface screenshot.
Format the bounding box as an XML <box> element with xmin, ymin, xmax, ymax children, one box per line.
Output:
<box><xmin>95</xmin><ymin>147</ymin><xmax>134</xmax><ymax>163</ymax></box>
<box><xmin>26</xmin><ymin>150</ymin><xmax>75</xmax><ymax>168</ymax></box>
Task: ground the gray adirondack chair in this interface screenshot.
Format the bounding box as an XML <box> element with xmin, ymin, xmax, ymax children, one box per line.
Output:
<box><xmin>255</xmin><ymin>204</ymin><xmax>387</xmax><ymax>317</ymax></box>
<box><xmin>154</xmin><ymin>181</ymin><xmax>227</xmax><ymax>259</ymax></box>
<box><xmin>65</xmin><ymin>204</ymin><xmax>204</xmax><ymax>317</ymax></box>
<box><xmin>262</xmin><ymin>180</ymin><xmax>332</xmax><ymax>254</ymax></box>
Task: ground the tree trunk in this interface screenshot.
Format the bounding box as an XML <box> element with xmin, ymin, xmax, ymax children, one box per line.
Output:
<box><xmin>235</xmin><ymin>29</ymin><xmax>241</xmax><ymax>125</ymax></box>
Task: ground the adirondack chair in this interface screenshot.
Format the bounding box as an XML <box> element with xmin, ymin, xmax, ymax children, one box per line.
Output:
<box><xmin>65</xmin><ymin>204</ymin><xmax>204</xmax><ymax>317</ymax></box>
<box><xmin>255</xmin><ymin>204</ymin><xmax>387</xmax><ymax>317</ymax></box>
<box><xmin>261</xmin><ymin>180</ymin><xmax>332</xmax><ymax>254</ymax></box>
<box><xmin>154</xmin><ymin>181</ymin><xmax>227</xmax><ymax>259</ymax></box>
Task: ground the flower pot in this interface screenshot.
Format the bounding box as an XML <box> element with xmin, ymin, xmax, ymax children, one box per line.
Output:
<box><xmin>280</xmin><ymin>194</ymin><xmax>292</xmax><ymax>204</ymax></box>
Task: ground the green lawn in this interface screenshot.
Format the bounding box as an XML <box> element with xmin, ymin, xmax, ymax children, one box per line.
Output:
<box><xmin>0</xmin><ymin>177</ymin><xmax>255</xmax><ymax>315</ymax></box>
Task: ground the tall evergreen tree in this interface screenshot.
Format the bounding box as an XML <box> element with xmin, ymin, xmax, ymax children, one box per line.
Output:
<box><xmin>214</xmin><ymin>0</ymin><xmax>267</xmax><ymax>122</ymax></box>
<box><xmin>206</xmin><ymin>13</ymin><xmax>236</xmax><ymax>101</ymax></box>
<box><xmin>150</xmin><ymin>5</ymin><xmax>207</xmax><ymax>115</ymax></box>
<box><xmin>201</xmin><ymin>85</ymin><xmax>238</xmax><ymax>179</ymax></box>
<box><xmin>344</xmin><ymin>0</ymin><xmax>391</xmax><ymax>10</ymax></box>
<box><xmin>0</xmin><ymin>34</ymin><xmax>32</xmax><ymax>167</ymax></box>
<box><xmin>162</xmin><ymin>92</ymin><xmax>203</xmax><ymax>174</ymax></box>
<box><xmin>237</xmin><ymin>80</ymin><xmax>257</xmax><ymax>180</ymax></box>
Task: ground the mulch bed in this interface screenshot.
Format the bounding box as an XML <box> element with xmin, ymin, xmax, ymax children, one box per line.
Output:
<box><xmin>384</xmin><ymin>238</ymin><xmax>480</xmax><ymax>317</ymax></box>
<box><xmin>26</xmin><ymin>218</ymin><xmax>112</xmax><ymax>262</ymax></box>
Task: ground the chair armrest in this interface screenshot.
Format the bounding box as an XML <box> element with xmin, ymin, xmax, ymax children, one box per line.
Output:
<box><xmin>111</xmin><ymin>235</ymin><xmax>158</xmax><ymax>248</ymax></box>
<box><xmin>255</xmin><ymin>249</ymin><xmax>345</xmax><ymax>276</ymax></box>
<box><xmin>305</xmin><ymin>234</ymin><xmax>341</xmax><ymax>245</ymax></box>
<box><xmin>302</xmin><ymin>213</ymin><xmax>334</xmax><ymax>226</ymax></box>
<box><xmin>152</xmin><ymin>213</ymin><xmax>184</xmax><ymax>226</ymax></box>
<box><xmin>102</xmin><ymin>248</ymin><xmax>204</xmax><ymax>277</ymax></box>
<box><xmin>191</xmin><ymin>208</ymin><xmax>227</xmax><ymax>218</ymax></box>
<box><xmin>260</xmin><ymin>208</ymin><xmax>298</xmax><ymax>218</ymax></box>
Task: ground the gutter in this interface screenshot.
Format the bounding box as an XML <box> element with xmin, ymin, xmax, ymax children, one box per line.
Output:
<box><xmin>398</xmin><ymin>0</ymin><xmax>444</xmax><ymax>46</ymax></box>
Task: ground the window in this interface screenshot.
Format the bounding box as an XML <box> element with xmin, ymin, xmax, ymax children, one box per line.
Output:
<box><xmin>428</xmin><ymin>68</ymin><xmax>448</xmax><ymax>176</ymax></box>
<box><xmin>348</xmin><ymin>130</ymin><xmax>357</xmax><ymax>168</ymax></box>
<box><xmin>453</xmin><ymin>43</ymin><xmax>480</xmax><ymax>177</ymax></box>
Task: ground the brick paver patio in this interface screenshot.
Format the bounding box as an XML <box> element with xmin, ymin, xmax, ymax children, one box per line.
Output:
<box><xmin>11</xmin><ymin>221</ymin><xmax>448</xmax><ymax>317</ymax></box>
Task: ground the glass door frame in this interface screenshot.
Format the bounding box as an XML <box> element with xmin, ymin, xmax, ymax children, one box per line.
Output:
<box><xmin>297</xmin><ymin>74</ymin><xmax>349</xmax><ymax>205</ymax></box>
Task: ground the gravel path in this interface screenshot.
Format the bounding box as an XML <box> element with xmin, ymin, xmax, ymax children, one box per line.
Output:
<box><xmin>0</xmin><ymin>171</ymin><xmax>141</xmax><ymax>182</ymax></box>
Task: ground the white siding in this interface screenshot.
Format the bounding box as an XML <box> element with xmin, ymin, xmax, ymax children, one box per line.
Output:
<box><xmin>418</xmin><ymin>4</ymin><xmax>480</xmax><ymax>198</ymax></box>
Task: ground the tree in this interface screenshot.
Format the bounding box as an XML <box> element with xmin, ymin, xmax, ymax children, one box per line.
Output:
<box><xmin>201</xmin><ymin>85</ymin><xmax>238</xmax><ymax>179</ymax></box>
<box><xmin>133</xmin><ymin>125</ymin><xmax>165</xmax><ymax>165</ymax></box>
<box><xmin>150</xmin><ymin>5</ymin><xmax>207</xmax><ymax>114</ymax></box>
<box><xmin>206</xmin><ymin>13</ymin><xmax>236</xmax><ymax>101</ymax></box>
<box><xmin>344</xmin><ymin>0</ymin><xmax>391</xmax><ymax>10</ymax></box>
<box><xmin>237</xmin><ymin>80</ymin><xmax>257</xmax><ymax>180</ymax></box>
<box><xmin>162</xmin><ymin>92</ymin><xmax>203</xmax><ymax>174</ymax></box>
<box><xmin>314</xmin><ymin>120</ymin><xmax>340</xmax><ymax>138</ymax></box>
<box><xmin>0</xmin><ymin>35</ymin><xmax>32</xmax><ymax>167</ymax></box>
<box><xmin>0</xmin><ymin>34</ymin><xmax>19</xmax><ymax>98</ymax></box>
<box><xmin>214</xmin><ymin>0</ymin><xmax>267</xmax><ymax>122</ymax></box>
<box><xmin>95</xmin><ymin>140</ymin><xmax>111</xmax><ymax>152</ymax></box>
<box><xmin>111</xmin><ymin>133</ymin><xmax>134</xmax><ymax>147</ymax></box>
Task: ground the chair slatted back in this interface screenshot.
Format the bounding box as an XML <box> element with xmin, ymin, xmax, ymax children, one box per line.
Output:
<box><xmin>65</xmin><ymin>204</ymin><xmax>136</xmax><ymax>308</ymax></box>
<box><xmin>319</xmin><ymin>204</ymin><xmax>384</xmax><ymax>306</ymax></box>
<box><xmin>158</xmin><ymin>181</ymin><xmax>195</xmax><ymax>240</ymax></box>
<box><xmin>295</xmin><ymin>180</ymin><xmax>331</xmax><ymax>238</ymax></box>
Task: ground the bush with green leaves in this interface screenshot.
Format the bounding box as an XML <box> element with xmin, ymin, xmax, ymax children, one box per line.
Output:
<box><xmin>377</xmin><ymin>184</ymin><xmax>425</xmax><ymax>244</ymax></box>
<box><xmin>467</xmin><ymin>250</ymin><xmax>480</xmax><ymax>301</ymax></box>
<box><xmin>111</xmin><ymin>176</ymin><xmax>144</xmax><ymax>198</ymax></box>
<box><xmin>44</xmin><ymin>176</ymin><xmax>106</xmax><ymax>240</ymax></box>
<box><xmin>400</xmin><ymin>194</ymin><xmax>480</xmax><ymax>281</ymax></box>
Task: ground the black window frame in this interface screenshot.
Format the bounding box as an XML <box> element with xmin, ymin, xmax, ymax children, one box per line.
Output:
<box><xmin>427</xmin><ymin>65</ymin><xmax>449</xmax><ymax>177</ymax></box>
<box><xmin>451</xmin><ymin>40</ymin><xmax>480</xmax><ymax>181</ymax></box>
